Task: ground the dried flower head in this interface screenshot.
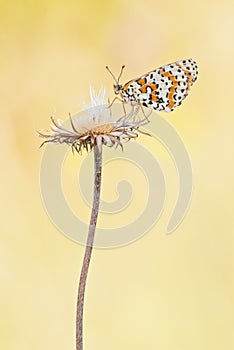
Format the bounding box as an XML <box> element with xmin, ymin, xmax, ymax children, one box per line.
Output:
<box><xmin>39</xmin><ymin>88</ymin><xmax>150</xmax><ymax>154</ymax></box>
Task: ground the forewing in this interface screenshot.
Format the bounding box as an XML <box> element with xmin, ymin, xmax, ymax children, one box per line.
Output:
<box><xmin>124</xmin><ymin>59</ymin><xmax>198</xmax><ymax>112</ymax></box>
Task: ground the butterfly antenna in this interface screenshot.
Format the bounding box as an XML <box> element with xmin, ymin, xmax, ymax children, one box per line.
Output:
<box><xmin>117</xmin><ymin>65</ymin><xmax>125</xmax><ymax>83</ymax></box>
<box><xmin>106</xmin><ymin>65</ymin><xmax>125</xmax><ymax>84</ymax></box>
<box><xmin>106</xmin><ymin>66</ymin><xmax>118</xmax><ymax>84</ymax></box>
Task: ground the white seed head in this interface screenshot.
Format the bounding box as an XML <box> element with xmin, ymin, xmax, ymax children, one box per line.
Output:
<box><xmin>39</xmin><ymin>88</ymin><xmax>150</xmax><ymax>154</ymax></box>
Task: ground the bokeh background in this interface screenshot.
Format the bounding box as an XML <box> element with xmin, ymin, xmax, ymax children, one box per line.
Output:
<box><xmin>1</xmin><ymin>0</ymin><xmax>234</xmax><ymax>349</ymax></box>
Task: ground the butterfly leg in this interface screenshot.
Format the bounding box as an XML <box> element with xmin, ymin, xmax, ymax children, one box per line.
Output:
<box><xmin>121</xmin><ymin>100</ymin><xmax>127</xmax><ymax>116</ymax></box>
<box><xmin>107</xmin><ymin>96</ymin><xmax>128</xmax><ymax>117</ymax></box>
<box><xmin>139</xmin><ymin>103</ymin><xmax>150</xmax><ymax>122</ymax></box>
<box><xmin>107</xmin><ymin>96</ymin><xmax>124</xmax><ymax>108</ymax></box>
<box><xmin>107</xmin><ymin>98</ymin><xmax>113</xmax><ymax>119</ymax></box>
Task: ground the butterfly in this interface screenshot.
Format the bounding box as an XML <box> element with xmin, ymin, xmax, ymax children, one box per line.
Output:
<box><xmin>106</xmin><ymin>59</ymin><xmax>198</xmax><ymax>112</ymax></box>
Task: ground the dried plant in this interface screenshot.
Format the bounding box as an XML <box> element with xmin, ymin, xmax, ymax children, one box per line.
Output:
<box><xmin>39</xmin><ymin>89</ymin><xmax>150</xmax><ymax>350</ymax></box>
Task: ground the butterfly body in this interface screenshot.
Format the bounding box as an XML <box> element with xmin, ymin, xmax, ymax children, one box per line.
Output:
<box><xmin>108</xmin><ymin>59</ymin><xmax>198</xmax><ymax>112</ymax></box>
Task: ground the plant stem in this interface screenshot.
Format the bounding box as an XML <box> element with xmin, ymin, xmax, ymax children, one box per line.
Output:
<box><xmin>76</xmin><ymin>145</ymin><xmax>102</xmax><ymax>350</ymax></box>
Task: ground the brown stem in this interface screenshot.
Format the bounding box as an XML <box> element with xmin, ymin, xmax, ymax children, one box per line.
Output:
<box><xmin>76</xmin><ymin>145</ymin><xmax>102</xmax><ymax>350</ymax></box>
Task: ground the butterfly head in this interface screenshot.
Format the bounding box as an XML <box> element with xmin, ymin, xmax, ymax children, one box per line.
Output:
<box><xmin>113</xmin><ymin>83</ymin><xmax>122</xmax><ymax>95</ymax></box>
<box><xmin>106</xmin><ymin>65</ymin><xmax>125</xmax><ymax>95</ymax></box>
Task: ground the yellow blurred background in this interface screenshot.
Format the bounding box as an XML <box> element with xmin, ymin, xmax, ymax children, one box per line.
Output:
<box><xmin>1</xmin><ymin>0</ymin><xmax>234</xmax><ymax>349</ymax></box>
